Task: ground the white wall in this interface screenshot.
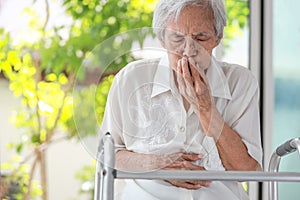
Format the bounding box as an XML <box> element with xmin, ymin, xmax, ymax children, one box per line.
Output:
<box><xmin>1</xmin><ymin>80</ymin><xmax>21</xmax><ymax>162</ymax></box>
<box><xmin>0</xmin><ymin>79</ymin><xmax>94</xmax><ymax>200</ymax></box>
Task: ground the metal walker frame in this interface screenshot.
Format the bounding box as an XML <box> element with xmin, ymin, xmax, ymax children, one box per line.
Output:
<box><xmin>94</xmin><ymin>134</ymin><xmax>300</xmax><ymax>200</ymax></box>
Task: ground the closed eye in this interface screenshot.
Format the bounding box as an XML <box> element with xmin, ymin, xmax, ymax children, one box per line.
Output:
<box><xmin>193</xmin><ymin>32</ymin><xmax>211</xmax><ymax>42</ymax></box>
<box><xmin>171</xmin><ymin>34</ymin><xmax>185</xmax><ymax>43</ymax></box>
<box><xmin>195</xmin><ymin>36</ymin><xmax>209</xmax><ymax>41</ymax></box>
<box><xmin>172</xmin><ymin>37</ymin><xmax>184</xmax><ymax>43</ymax></box>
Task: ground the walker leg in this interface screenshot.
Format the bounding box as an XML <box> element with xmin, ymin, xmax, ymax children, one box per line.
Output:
<box><xmin>268</xmin><ymin>152</ymin><xmax>280</xmax><ymax>200</ymax></box>
<box><xmin>94</xmin><ymin>133</ymin><xmax>115</xmax><ymax>200</ymax></box>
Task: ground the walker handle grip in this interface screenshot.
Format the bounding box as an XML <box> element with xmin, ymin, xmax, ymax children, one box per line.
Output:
<box><xmin>276</xmin><ymin>139</ymin><xmax>296</xmax><ymax>156</ymax></box>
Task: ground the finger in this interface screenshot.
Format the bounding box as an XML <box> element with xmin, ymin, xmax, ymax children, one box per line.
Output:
<box><xmin>189</xmin><ymin>57</ymin><xmax>209</xmax><ymax>85</ymax></box>
<box><xmin>181</xmin><ymin>153</ymin><xmax>202</xmax><ymax>161</ymax></box>
<box><xmin>188</xmin><ymin>60</ymin><xmax>212</xmax><ymax>110</ymax></box>
<box><xmin>189</xmin><ymin>60</ymin><xmax>201</xmax><ymax>82</ymax></box>
<box><xmin>164</xmin><ymin>162</ymin><xmax>185</xmax><ymax>169</ymax></box>
<box><xmin>167</xmin><ymin>180</ymin><xmax>202</xmax><ymax>190</ymax></box>
<box><xmin>164</xmin><ymin>161</ymin><xmax>201</xmax><ymax>171</ymax></box>
<box><xmin>165</xmin><ymin>160</ymin><xmax>205</xmax><ymax>171</ymax></box>
<box><xmin>176</xmin><ymin>59</ymin><xmax>183</xmax><ymax>74</ymax></box>
<box><xmin>182</xmin><ymin>161</ymin><xmax>205</xmax><ymax>170</ymax></box>
<box><xmin>188</xmin><ymin>61</ymin><xmax>208</xmax><ymax>96</ymax></box>
<box><xmin>164</xmin><ymin>153</ymin><xmax>203</xmax><ymax>167</ymax></box>
<box><xmin>190</xmin><ymin>65</ymin><xmax>204</xmax><ymax>94</ymax></box>
<box><xmin>176</xmin><ymin>59</ymin><xmax>196</xmax><ymax>100</ymax></box>
<box><xmin>183</xmin><ymin>60</ymin><xmax>199</xmax><ymax>98</ymax></box>
<box><xmin>181</xmin><ymin>57</ymin><xmax>193</xmax><ymax>86</ymax></box>
<box><xmin>186</xmin><ymin>180</ymin><xmax>211</xmax><ymax>187</ymax></box>
<box><xmin>176</xmin><ymin>60</ymin><xmax>186</xmax><ymax>93</ymax></box>
<box><xmin>196</xmin><ymin>65</ymin><xmax>209</xmax><ymax>86</ymax></box>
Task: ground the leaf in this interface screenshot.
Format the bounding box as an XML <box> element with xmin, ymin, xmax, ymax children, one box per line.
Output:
<box><xmin>31</xmin><ymin>134</ymin><xmax>40</xmax><ymax>144</ymax></box>
<box><xmin>16</xmin><ymin>143</ymin><xmax>24</xmax><ymax>153</ymax></box>
<box><xmin>1</xmin><ymin>61</ymin><xmax>12</xmax><ymax>73</ymax></box>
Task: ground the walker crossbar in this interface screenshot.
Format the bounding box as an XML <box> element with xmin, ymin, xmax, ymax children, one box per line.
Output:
<box><xmin>116</xmin><ymin>170</ymin><xmax>300</xmax><ymax>182</ymax></box>
<box><xmin>94</xmin><ymin>133</ymin><xmax>300</xmax><ymax>200</ymax></box>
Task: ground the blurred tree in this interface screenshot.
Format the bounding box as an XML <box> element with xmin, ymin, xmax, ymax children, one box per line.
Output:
<box><xmin>0</xmin><ymin>0</ymin><xmax>157</xmax><ymax>199</ymax></box>
<box><xmin>224</xmin><ymin>0</ymin><xmax>249</xmax><ymax>48</ymax></box>
<box><xmin>0</xmin><ymin>0</ymin><xmax>249</xmax><ymax>199</ymax></box>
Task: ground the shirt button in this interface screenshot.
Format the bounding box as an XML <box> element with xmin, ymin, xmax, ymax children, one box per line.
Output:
<box><xmin>179</xmin><ymin>126</ymin><xmax>185</xmax><ymax>132</ymax></box>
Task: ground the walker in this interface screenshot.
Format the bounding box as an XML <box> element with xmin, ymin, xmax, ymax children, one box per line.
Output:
<box><xmin>94</xmin><ymin>133</ymin><xmax>300</xmax><ymax>200</ymax></box>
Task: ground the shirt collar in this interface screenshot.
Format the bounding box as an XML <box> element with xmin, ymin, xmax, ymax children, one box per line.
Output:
<box><xmin>151</xmin><ymin>55</ymin><xmax>174</xmax><ymax>98</ymax></box>
<box><xmin>151</xmin><ymin>54</ymin><xmax>232</xmax><ymax>100</ymax></box>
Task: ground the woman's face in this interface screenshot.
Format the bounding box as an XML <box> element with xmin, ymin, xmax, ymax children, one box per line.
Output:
<box><xmin>161</xmin><ymin>5</ymin><xmax>220</xmax><ymax>71</ymax></box>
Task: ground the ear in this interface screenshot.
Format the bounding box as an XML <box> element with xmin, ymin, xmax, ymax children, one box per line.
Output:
<box><xmin>215</xmin><ymin>32</ymin><xmax>223</xmax><ymax>47</ymax></box>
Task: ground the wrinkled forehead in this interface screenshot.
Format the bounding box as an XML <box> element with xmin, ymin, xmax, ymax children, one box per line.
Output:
<box><xmin>165</xmin><ymin>5</ymin><xmax>215</xmax><ymax>35</ymax></box>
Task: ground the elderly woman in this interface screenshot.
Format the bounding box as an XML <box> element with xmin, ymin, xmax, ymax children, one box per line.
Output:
<box><xmin>100</xmin><ymin>0</ymin><xmax>263</xmax><ymax>199</ymax></box>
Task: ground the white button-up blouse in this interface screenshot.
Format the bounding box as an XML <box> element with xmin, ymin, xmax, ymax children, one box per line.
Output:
<box><xmin>99</xmin><ymin>55</ymin><xmax>263</xmax><ymax>200</ymax></box>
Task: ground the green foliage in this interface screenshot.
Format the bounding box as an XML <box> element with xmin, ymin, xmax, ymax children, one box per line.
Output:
<box><xmin>96</xmin><ymin>75</ymin><xmax>114</xmax><ymax>123</ymax></box>
<box><xmin>0</xmin><ymin>0</ymin><xmax>249</xmax><ymax>199</ymax></box>
<box><xmin>73</xmin><ymin>75</ymin><xmax>114</xmax><ymax>138</ymax></box>
<box><xmin>75</xmin><ymin>161</ymin><xmax>96</xmax><ymax>199</ymax></box>
<box><xmin>223</xmin><ymin>0</ymin><xmax>249</xmax><ymax>49</ymax></box>
<box><xmin>39</xmin><ymin>0</ymin><xmax>159</xmax><ymax>76</ymax></box>
<box><xmin>1</xmin><ymin>156</ymin><xmax>42</xmax><ymax>200</ymax></box>
<box><xmin>1</xmin><ymin>49</ymin><xmax>73</xmax><ymax>148</ymax></box>
<box><xmin>1</xmin><ymin>0</ymin><xmax>158</xmax><ymax>198</ymax></box>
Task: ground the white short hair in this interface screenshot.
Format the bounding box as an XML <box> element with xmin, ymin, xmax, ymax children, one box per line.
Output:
<box><xmin>152</xmin><ymin>0</ymin><xmax>226</xmax><ymax>41</ymax></box>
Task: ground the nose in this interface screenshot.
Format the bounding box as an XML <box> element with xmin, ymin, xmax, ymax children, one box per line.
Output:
<box><xmin>183</xmin><ymin>37</ymin><xmax>197</xmax><ymax>58</ymax></box>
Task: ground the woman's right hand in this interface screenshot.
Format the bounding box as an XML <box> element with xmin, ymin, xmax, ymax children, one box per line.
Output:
<box><xmin>161</xmin><ymin>153</ymin><xmax>211</xmax><ymax>190</ymax></box>
<box><xmin>116</xmin><ymin>150</ymin><xmax>211</xmax><ymax>190</ymax></box>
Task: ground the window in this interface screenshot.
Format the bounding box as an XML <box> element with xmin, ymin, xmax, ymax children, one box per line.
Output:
<box><xmin>272</xmin><ymin>0</ymin><xmax>300</xmax><ymax>199</ymax></box>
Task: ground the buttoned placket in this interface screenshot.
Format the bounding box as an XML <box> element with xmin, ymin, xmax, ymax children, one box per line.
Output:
<box><xmin>170</xmin><ymin>87</ymin><xmax>189</xmax><ymax>150</ymax></box>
